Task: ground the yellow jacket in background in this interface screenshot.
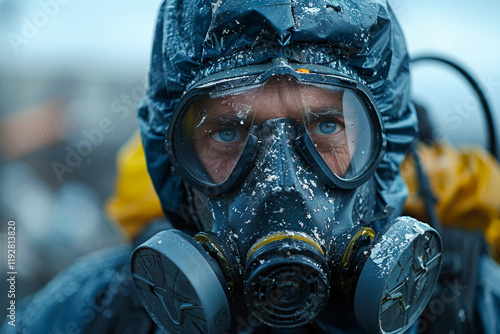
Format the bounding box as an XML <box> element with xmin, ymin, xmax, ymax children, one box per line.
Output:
<box><xmin>105</xmin><ymin>132</ymin><xmax>163</xmax><ymax>239</ymax></box>
<box><xmin>402</xmin><ymin>142</ymin><xmax>500</xmax><ymax>260</ymax></box>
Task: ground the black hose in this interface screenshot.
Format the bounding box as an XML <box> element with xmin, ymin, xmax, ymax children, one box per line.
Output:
<box><xmin>411</xmin><ymin>55</ymin><xmax>498</xmax><ymax>160</ymax></box>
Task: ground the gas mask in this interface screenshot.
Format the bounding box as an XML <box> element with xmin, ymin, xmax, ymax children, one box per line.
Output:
<box><xmin>131</xmin><ymin>60</ymin><xmax>442</xmax><ymax>334</ymax></box>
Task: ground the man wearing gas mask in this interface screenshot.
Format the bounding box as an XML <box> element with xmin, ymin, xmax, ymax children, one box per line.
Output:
<box><xmin>6</xmin><ymin>0</ymin><xmax>500</xmax><ymax>333</ymax></box>
<box><xmin>129</xmin><ymin>0</ymin><xmax>443</xmax><ymax>333</ymax></box>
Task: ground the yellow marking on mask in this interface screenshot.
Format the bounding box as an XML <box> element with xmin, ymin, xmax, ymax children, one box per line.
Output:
<box><xmin>341</xmin><ymin>227</ymin><xmax>375</xmax><ymax>269</ymax></box>
<box><xmin>247</xmin><ymin>231</ymin><xmax>324</xmax><ymax>260</ymax></box>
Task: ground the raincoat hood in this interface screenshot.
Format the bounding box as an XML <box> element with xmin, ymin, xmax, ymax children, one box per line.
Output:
<box><xmin>138</xmin><ymin>0</ymin><xmax>417</xmax><ymax>227</ymax></box>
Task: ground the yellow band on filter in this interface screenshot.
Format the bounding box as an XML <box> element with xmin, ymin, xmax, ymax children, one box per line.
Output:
<box><xmin>247</xmin><ymin>231</ymin><xmax>324</xmax><ymax>260</ymax></box>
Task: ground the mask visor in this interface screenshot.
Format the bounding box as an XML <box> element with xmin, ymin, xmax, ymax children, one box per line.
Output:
<box><xmin>167</xmin><ymin>72</ymin><xmax>384</xmax><ymax>191</ymax></box>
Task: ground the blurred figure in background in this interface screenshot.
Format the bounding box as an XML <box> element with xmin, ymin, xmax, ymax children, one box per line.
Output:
<box><xmin>0</xmin><ymin>0</ymin><xmax>149</xmax><ymax>316</ymax></box>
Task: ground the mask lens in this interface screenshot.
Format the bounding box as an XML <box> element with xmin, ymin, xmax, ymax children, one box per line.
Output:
<box><xmin>296</xmin><ymin>84</ymin><xmax>377</xmax><ymax>180</ymax></box>
<box><xmin>170</xmin><ymin>74</ymin><xmax>381</xmax><ymax>188</ymax></box>
<box><xmin>174</xmin><ymin>87</ymin><xmax>258</xmax><ymax>185</ymax></box>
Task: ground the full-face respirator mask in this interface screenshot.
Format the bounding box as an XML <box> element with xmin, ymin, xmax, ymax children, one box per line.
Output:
<box><xmin>131</xmin><ymin>60</ymin><xmax>442</xmax><ymax>334</ymax></box>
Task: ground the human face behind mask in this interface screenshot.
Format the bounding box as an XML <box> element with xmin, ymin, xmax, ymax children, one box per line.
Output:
<box><xmin>192</xmin><ymin>77</ymin><xmax>352</xmax><ymax>184</ymax></box>
<box><xmin>171</xmin><ymin>67</ymin><xmax>380</xmax><ymax>194</ymax></box>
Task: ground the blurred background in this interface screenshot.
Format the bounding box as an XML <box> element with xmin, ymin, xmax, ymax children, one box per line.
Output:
<box><xmin>0</xmin><ymin>0</ymin><xmax>163</xmax><ymax>308</ymax></box>
<box><xmin>0</xmin><ymin>0</ymin><xmax>499</xmax><ymax>308</ymax></box>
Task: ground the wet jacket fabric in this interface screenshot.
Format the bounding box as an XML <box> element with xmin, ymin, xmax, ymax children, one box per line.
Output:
<box><xmin>138</xmin><ymin>0</ymin><xmax>418</xmax><ymax>227</ymax></box>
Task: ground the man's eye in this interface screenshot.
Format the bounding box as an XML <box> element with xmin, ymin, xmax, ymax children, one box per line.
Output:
<box><xmin>310</xmin><ymin>121</ymin><xmax>343</xmax><ymax>135</ymax></box>
<box><xmin>212</xmin><ymin>128</ymin><xmax>243</xmax><ymax>142</ymax></box>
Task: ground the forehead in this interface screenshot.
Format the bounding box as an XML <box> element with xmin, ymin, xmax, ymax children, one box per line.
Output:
<box><xmin>199</xmin><ymin>76</ymin><xmax>345</xmax><ymax>121</ymax></box>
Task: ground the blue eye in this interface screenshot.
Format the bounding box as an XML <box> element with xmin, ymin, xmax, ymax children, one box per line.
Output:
<box><xmin>213</xmin><ymin>128</ymin><xmax>242</xmax><ymax>142</ymax></box>
<box><xmin>312</xmin><ymin>121</ymin><xmax>339</xmax><ymax>135</ymax></box>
